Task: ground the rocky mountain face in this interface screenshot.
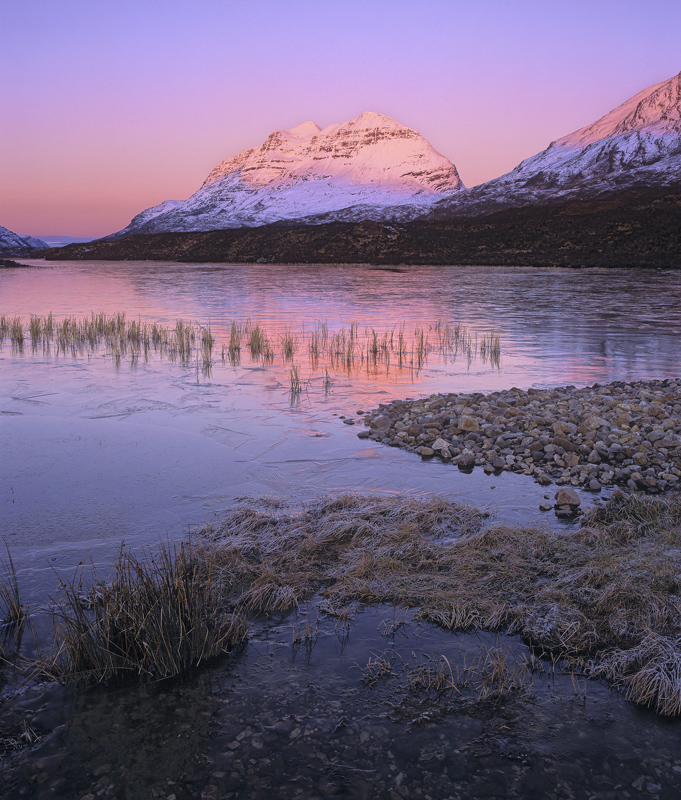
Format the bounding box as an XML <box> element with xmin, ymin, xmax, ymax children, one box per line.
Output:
<box><xmin>110</xmin><ymin>112</ymin><xmax>464</xmax><ymax>237</ymax></box>
<box><xmin>0</xmin><ymin>225</ymin><xmax>48</xmax><ymax>256</ymax></box>
<box><xmin>430</xmin><ymin>70</ymin><xmax>681</xmax><ymax>218</ymax></box>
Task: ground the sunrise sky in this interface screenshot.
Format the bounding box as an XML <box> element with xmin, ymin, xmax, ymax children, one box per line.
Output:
<box><xmin>2</xmin><ymin>0</ymin><xmax>680</xmax><ymax>238</ymax></box>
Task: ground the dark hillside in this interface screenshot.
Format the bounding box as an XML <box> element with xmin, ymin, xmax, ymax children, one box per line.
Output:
<box><xmin>44</xmin><ymin>186</ymin><xmax>681</xmax><ymax>268</ymax></box>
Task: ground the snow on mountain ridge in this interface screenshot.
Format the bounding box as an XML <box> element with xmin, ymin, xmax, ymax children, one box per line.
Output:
<box><xmin>113</xmin><ymin>112</ymin><xmax>464</xmax><ymax>236</ymax></box>
<box><xmin>510</xmin><ymin>71</ymin><xmax>681</xmax><ymax>181</ymax></box>
<box><xmin>0</xmin><ymin>225</ymin><xmax>48</xmax><ymax>256</ymax></box>
<box><xmin>110</xmin><ymin>71</ymin><xmax>681</xmax><ymax>238</ymax></box>
<box><xmin>426</xmin><ymin>69</ymin><xmax>681</xmax><ymax>222</ymax></box>
<box><xmin>566</xmin><ymin>71</ymin><xmax>681</xmax><ymax>145</ymax></box>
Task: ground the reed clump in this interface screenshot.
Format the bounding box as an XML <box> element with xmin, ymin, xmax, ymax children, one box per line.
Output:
<box><xmin>289</xmin><ymin>364</ymin><xmax>303</xmax><ymax>398</ymax></box>
<box><xmin>407</xmin><ymin>643</ymin><xmax>531</xmax><ymax>701</ymax></box>
<box><xmin>0</xmin><ymin>311</ymin><xmax>502</xmax><ymax>390</ymax></box>
<box><xmin>198</xmin><ymin>491</ymin><xmax>681</xmax><ymax>715</ymax></box>
<box><xmin>0</xmin><ymin>546</ymin><xmax>24</xmax><ymax>638</ymax></box>
<box><xmin>280</xmin><ymin>328</ymin><xmax>296</xmax><ymax>361</ymax></box>
<box><xmin>43</xmin><ymin>542</ymin><xmax>247</xmax><ymax>685</ymax></box>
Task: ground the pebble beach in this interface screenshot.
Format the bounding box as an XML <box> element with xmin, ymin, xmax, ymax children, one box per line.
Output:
<box><xmin>356</xmin><ymin>378</ymin><xmax>681</xmax><ymax>507</ymax></box>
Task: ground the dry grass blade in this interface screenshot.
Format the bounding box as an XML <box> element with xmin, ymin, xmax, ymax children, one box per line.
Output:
<box><xmin>359</xmin><ymin>650</ymin><xmax>398</xmax><ymax>688</ymax></box>
<box><xmin>0</xmin><ymin>544</ymin><xmax>25</xmax><ymax>635</ymax></box>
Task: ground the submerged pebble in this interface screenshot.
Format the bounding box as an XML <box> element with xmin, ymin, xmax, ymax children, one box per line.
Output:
<box><xmin>360</xmin><ymin>378</ymin><xmax>681</xmax><ymax>494</ymax></box>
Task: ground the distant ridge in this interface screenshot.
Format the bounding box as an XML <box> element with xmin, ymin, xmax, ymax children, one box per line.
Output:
<box><xmin>42</xmin><ymin>70</ymin><xmax>681</xmax><ymax>266</ymax></box>
<box><xmin>44</xmin><ymin>186</ymin><xmax>681</xmax><ymax>269</ymax></box>
<box><xmin>0</xmin><ymin>225</ymin><xmax>48</xmax><ymax>256</ymax></box>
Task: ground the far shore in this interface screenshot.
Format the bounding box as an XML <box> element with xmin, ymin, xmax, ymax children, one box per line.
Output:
<box><xmin>36</xmin><ymin>185</ymin><xmax>681</xmax><ymax>269</ymax></box>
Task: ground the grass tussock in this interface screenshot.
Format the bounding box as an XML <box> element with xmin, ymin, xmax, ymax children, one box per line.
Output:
<box><xmin>198</xmin><ymin>491</ymin><xmax>681</xmax><ymax>715</ymax></box>
<box><xmin>0</xmin><ymin>546</ymin><xmax>25</xmax><ymax>638</ymax></box>
<box><xmin>201</xmin><ymin>494</ymin><xmax>484</xmax><ymax>613</ymax></box>
<box><xmin>42</xmin><ymin>541</ymin><xmax>247</xmax><ymax>686</ymax></box>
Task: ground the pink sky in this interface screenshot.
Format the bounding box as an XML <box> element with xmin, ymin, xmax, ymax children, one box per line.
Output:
<box><xmin>2</xmin><ymin>0</ymin><xmax>680</xmax><ymax>238</ymax></box>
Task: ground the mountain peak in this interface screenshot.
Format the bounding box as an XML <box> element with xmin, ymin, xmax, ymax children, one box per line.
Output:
<box><xmin>429</xmin><ymin>68</ymin><xmax>681</xmax><ymax>221</ymax></box>
<box><xmin>113</xmin><ymin>111</ymin><xmax>464</xmax><ymax>237</ymax></box>
<box><xmin>198</xmin><ymin>110</ymin><xmax>463</xmax><ymax>193</ymax></box>
<box><xmin>347</xmin><ymin>111</ymin><xmax>406</xmax><ymax>129</ymax></box>
<box><xmin>557</xmin><ymin>70</ymin><xmax>681</xmax><ymax>149</ymax></box>
<box><xmin>285</xmin><ymin>121</ymin><xmax>322</xmax><ymax>138</ymax></box>
<box><xmin>0</xmin><ymin>224</ymin><xmax>48</xmax><ymax>256</ymax></box>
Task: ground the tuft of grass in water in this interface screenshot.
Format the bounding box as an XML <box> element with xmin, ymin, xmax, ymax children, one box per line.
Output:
<box><xmin>407</xmin><ymin>643</ymin><xmax>531</xmax><ymax>701</ymax></box>
<box><xmin>479</xmin><ymin>330</ymin><xmax>501</xmax><ymax>368</ymax></box>
<box><xmin>174</xmin><ymin>318</ymin><xmax>194</xmax><ymax>363</ymax></box>
<box><xmin>227</xmin><ymin>320</ymin><xmax>241</xmax><ymax>364</ymax></box>
<box><xmin>280</xmin><ymin>328</ymin><xmax>296</xmax><ymax>361</ymax></box>
<box><xmin>0</xmin><ymin>720</ymin><xmax>40</xmax><ymax>753</ymax></box>
<box><xmin>359</xmin><ymin>649</ymin><xmax>398</xmax><ymax>688</ymax></box>
<box><xmin>248</xmin><ymin>324</ymin><xmax>268</xmax><ymax>357</ymax></box>
<box><xmin>42</xmin><ymin>541</ymin><xmax>247</xmax><ymax>686</ymax></box>
<box><xmin>289</xmin><ymin>364</ymin><xmax>303</xmax><ymax>398</ymax></box>
<box><xmin>200</xmin><ymin>324</ymin><xmax>214</xmax><ymax>374</ymax></box>
<box><xmin>0</xmin><ymin>545</ymin><xmax>25</xmax><ymax>637</ymax></box>
<box><xmin>291</xmin><ymin>606</ymin><xmax>320</xmax><ymax>656</ymax></box>
<box><xmin>9</xmin><ymin>317</ymin><xmax>24</xmax><ymax>351</ymax></box>
<box><xmin>28</xmin><ymin>316</ymin><xmax>42</xmax><ymax>351</ymax></box>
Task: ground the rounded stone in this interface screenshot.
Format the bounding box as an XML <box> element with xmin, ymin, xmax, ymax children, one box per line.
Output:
<box><xmin>458</xmin><ymin>415</ymin><xmax>480</xmax><ymax>432</ymax></box>
<box><xmin>457</xmin><ymin>449</ymin><xmax>476</xmax><ymax>468</ymax></box>
<box><xmin>555</xmin><ymin>487</ymin><xmax>581</xmax><ymax>507</ymax></box>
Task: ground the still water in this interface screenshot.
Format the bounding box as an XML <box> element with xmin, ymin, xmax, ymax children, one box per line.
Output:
<box><xmin>1</xmin><ymin>260</ymin><xmax>681</xmax><ymax>798</ymax></box>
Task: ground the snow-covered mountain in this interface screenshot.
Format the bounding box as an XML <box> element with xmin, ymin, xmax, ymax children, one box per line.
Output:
<box><xmin>110</xmin><ymin>112</ymin><xmax>464</xmax><ymax>236</ymax></box>
<box><xmin>0</xmin><ymin>225</ymin><xmax>48</xmax><ymax>256</ymax></box>
<box><xmin>431</xmin><ymin>70</ymin><xmax>681</xmax><ymax>218</ymax></box>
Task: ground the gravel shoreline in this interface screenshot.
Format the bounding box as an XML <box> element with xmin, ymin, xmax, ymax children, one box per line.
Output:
<box><xmin>356</xmin><ymin>378</ymin><xmax>681</xmax><ymax>503</ymax></box>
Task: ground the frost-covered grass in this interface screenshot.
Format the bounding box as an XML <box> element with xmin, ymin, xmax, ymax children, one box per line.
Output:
<box><xmin>2</xmin><ymin>492</ymin><xmax>680</xmax><ymax>712</ymax></box>
<box><xmin>196</xmin><ymin>491</ymin><xmax>681</xmax><ymax>716</ymax></box>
